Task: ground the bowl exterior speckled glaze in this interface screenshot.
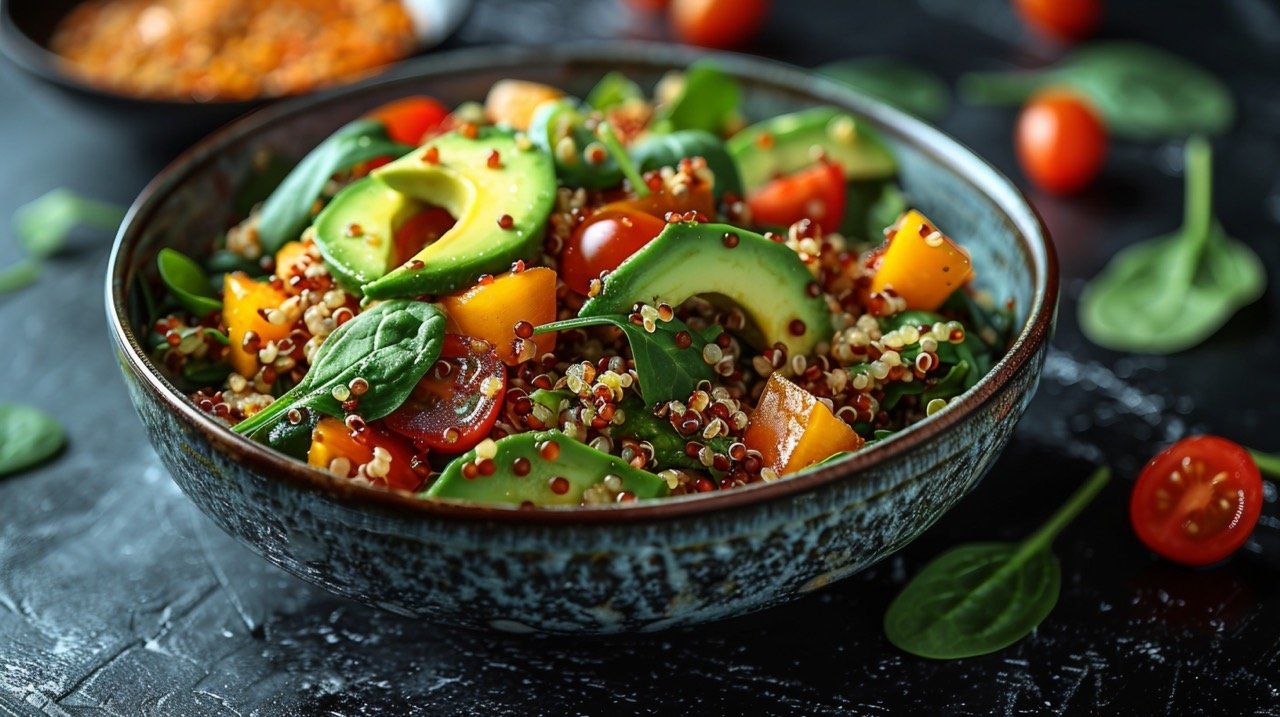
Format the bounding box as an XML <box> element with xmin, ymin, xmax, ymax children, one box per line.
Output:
<box><xmin>107</xmin><ymin>44</ymin><xmax>1057</xmax><ymax>634</ymax></box>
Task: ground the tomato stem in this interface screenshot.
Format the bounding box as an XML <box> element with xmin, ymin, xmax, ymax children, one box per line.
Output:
<box><xmin>596</xmin><ymin>121</ymin><xmax>650</xmax><ymax>198</ymax></box>
<box><xmin>1015</xmin><ymin>466</ymin><xmax>1111</xmax><ymax>559</ymax></box>
<box><xmin>1248</xmin><ymin>449</ymin><xmax>1280</xmax><ymax>481</ymax></box>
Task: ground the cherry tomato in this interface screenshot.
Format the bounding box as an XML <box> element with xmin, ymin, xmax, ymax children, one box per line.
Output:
<box><xmin>746</xmin><ymin>160</ymin><xmax>846</xmax><ymax>231</ymax></box>
<box><xmin>1014</xmin><ymin>0</ymin><xmax>1100</xmax><ymax>42</ymax></box>
<box><xmin>671</xmin><ymin>0</ymin><xmax>767</xmax><ymax>49</ymax></box>
<box><xmin>1015</xmin><ymin>90</ymin><xmax>1107</xmax><ymax>195</ymax></box>
<box><xmin>366</xmin><ymin>96</ymin><xmax>451</xmax><ymax>146</ymax></box>
<box><xmin>1130</xmin><ymin>436</ymin><xmax>1264</xmax><ymax>566</ymax></box>
<box><xmin>384</xmin><ymin>334</ymin><xmax>506</xmax><ymax>453</ymax></box>
<box><xmin>393</xmin><ymin>206</ymin><xmax>456</xmax><ymax>265</ymax></box>
<box><xmin>561</xmin><ymin>205</ymin><xmax>667</xmax><ymax>295</ymax></box>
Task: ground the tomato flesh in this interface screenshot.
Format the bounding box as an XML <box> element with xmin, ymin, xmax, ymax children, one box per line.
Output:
<box><xmin>1015</xmin><ymin>90</ymin><xmax>1107</xmax><ymax>195</ymax></box>
<box><xmin>1130</xmin><ymin>436</ymin><xmax>1263</xmax><ymax>566</ymax></box>
<box><xmin>366</xmin><ymin>96</ymin><xmax>451</xmax><ymax>146</ymax></box>
<box><xmin>384</xmin><ymin>334</ymin><xmax>506</xmax><ymax>453</ymax></box>
<box><xmin>393</xmin><ymin>206</ymin><xmax>456</xmax><ymax>265</ymax></box>
<box><xmin>746</xmin><ymin>160</ymin><xmax>846</xmax><ymax>232</ymax></box>
<box><xmin>672</xmin><ymin>0</ymin><xmax>767</xmax><ymax>49</ymax></box>
<box><xmin>560</xmin><ymin>205</ymin><xmax>668</xmax><ymax>295</ymax></box>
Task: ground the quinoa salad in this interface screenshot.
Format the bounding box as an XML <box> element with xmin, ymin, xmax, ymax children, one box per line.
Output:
<box><xmin>148</xmin><ymin>63</ymin><xmax>1013</xmax><ymax>507</ymax></box>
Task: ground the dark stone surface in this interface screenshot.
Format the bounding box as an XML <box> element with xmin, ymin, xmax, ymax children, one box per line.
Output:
<box><xmin>2</xmin><ymin>0</ymin><xmax>1279</xmax><ymax>714</ymax></box>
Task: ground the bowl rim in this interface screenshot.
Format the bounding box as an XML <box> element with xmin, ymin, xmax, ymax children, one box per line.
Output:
<box><xmin>106</xmin><ymin>42</ymin><xmax>1058</xmax><ymax>525</ymax></box>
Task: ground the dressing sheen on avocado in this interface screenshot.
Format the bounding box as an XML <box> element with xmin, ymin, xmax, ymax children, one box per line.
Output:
<box><xmin>579</xmin><ymin>221</ymin><xmax>832</xmax><ymax>357</ymax></box>
<box><xmin>356</xmin><ymin>129</ymin><xmax>557</xmax><ymax>298</ymax></box>
<box><xmin>728</xmin><ymin>107</ymin><xmax>896</xmax><ymax>191</ymax></box>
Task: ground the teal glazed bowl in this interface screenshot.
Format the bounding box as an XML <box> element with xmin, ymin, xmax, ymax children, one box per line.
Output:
<box><xmin>106</xmin><ymin>44</ymin><xmax>1057</xmax><ymax>634</ymax></box>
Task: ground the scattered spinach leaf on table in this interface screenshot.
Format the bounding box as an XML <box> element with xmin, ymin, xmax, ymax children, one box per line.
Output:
<box><xmin>533</xmin><ymin>314</ymin><xmax>718</xmax><ymax>405</ymax></box>
<box><xmin>959</xmin><ymin>42</ymin><xmax>1234</xmax><ymax>139</ymax></box>
<box><xmin>232</xmin><ymin>300</ymin><xmax>445</xmax><ymax>438</ymax></box>
<box><xmin>1079</xmin><ymin>136</ymin><xmax>1265</xmax><ymax>353</ymax></box>
<box><xmin>0</xmin><ymin>403</ymin><xmax>66</xmax><ymax>477</ymax></box>
<box><xmin>818</xmin><ymin>57</ymin><xmax>950</xmax><ymax>121</ymax></box>
<box><xmin>0</xmin><ymin>260</ymin><xmax>41</xmax><ymax>295</ymax></box>
<box><xmin>2</xmin><ymin>189</ymin><xmax>126</xmax><ymax>295</ymax></box>
<box><xmin>885</xmin><ymin>466</ymin><xmax>1111</xmax><ymax>659</ymax></box>
<box><xmin>157</xmin><ymin>248</ymin><xmax>223</xmax><ymax>316</ymax></box>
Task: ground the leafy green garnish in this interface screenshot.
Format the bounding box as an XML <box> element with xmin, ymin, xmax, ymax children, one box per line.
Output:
<box><xmin>256</xmin><ymin>119</ymin><xmax>412</xmax><ymax>254</ymax></box>
<box><xmin>0</xmin><ymin>261</ymin><xmax>40</xmax><ymax>295</ymax></box>
<box><xmin>0</xmin><ymin>403</ymin><xmax>66</xmax><ymax>477</ymax></box>
<box><xmin>630</xmin><ymin>130</ymin><xmax>743</xmax><ymax>200</ymax></box>
<box><xmin>2</xmin><ymin>189</ymin><xmax>125</xmax><ymax>295</ymax></box>
<box><xmin>818</xmin><ymin>57</ymin><xmax>950</xmax><ymax>121</ymax></box>
<box><xmin>232</xmin><ymin>300</ymin><xmax>445</xmax><ymax>438</ymax></box>
<box><xmin>884</xmin><ymin>466</ymin><xmax>1110</xmax><ymax>659</ymax></box>
<box><xmin>529</xmin><ymin>99</ymin><xmax>624</xmax><ymax>189</ymax></box>
<box><xmin>840</xmin><ymin>178</ymin><xmax>907</xmax><ymax>241</ymax></box>
<box><xmin>157</xmin><ymin>248</ymin><xmax>222</xmax><ymax>316</ymax></box>
<box><xmin>533</xmin><ymin>314</ymin><xmax>717</xmax><ymax>405</ymax></box>
<box><xmin>182</xmin><ymin>359</ymin><xmax>233</xmax><ymax>387</ymax></box>
<box><xmin>1079</xmin><ymin>137</ymin><xmax>1265</xmax><ymax>353</ymax></box>
<box><xmin>596</xmin><ymin>121</ymin><xmax>649</xmax><ymax>198</ymax></box>
<box><xmin>612</xmin><ymin>397</ymin><xmax>732</xmax><ymax>471</ymax></box>
<box><xmin>959</xmin><ymin>42</ymin><xmax>1234</xmax><ymax>140</ymax></box>
<box><xmin>585</xmin><ymin>71</ymin><xmax>643</xmax><ymax>111</ymax></box>
<box><xmin>652</xmin><ymin>62</ymin><xmax>741</xmax><ymax>136</ymax></box>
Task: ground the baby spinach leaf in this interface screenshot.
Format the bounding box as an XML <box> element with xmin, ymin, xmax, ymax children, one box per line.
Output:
<box><xmin>232</xmin><ymin>300</ymin><xmax>445</xmax><ymax>438</ymax></box>
<box><xmin>0</xmin><ymin>260</ymin><xmax>40</xmax><ymax>295</ymax></box>
<box><xmin>182</xmin><ymin>359</ymin><xmax>233</xmax><ymax>387</ymax></box>
<box><xmin>14</xmin><ymin>189</ymin><xmax>125</xmax><ymax>258</ymax></box>
<box><xmin>818</xmin><ymin>57</ymin><xmax>950</xmax><ymax>121</ymax></box>
<box><xmin>265</xmin><ymin>408</ymin><xmax>320</xmax><ymax>461</ymax></box>
<box><xmin>1079</xmin><ymin>137</ymin><xmax>1265</xmax><ymax>353</ymax></box>
<box><xmin>257</xmin><ymin>119</ymin><xmax>412</xmax><ymax>254</ymax></box>
<box><xmin>612</xmin><ymin>397</ymin><xmax>732</xmax><ymax>471</ymax></box>
<box><xmin>652</xmin><ymin>62</ymin><xmax>741</xmax><ymax>136</ymax></box>
<box><xmin>586</xmin><ymin>71</ymin><xmax>643</xmax><ymax>111</ymax></box>
<box><xmin>0</xmin><ymin>403</ymin><xmax>65</xmax><ymax>477</ymax></box>
<box><xmin>631</xmin><ymin>130</ymin><xmax>743</xmax><ymax>200</ymax></box>
<box><xmin>529</xmin><ymin>99</ymin><xmax>625</xmax><ymax>189</ymax></box>
<box><xmin>841</xmin><ymin>178</ymin><xmax>907</xmax><ymax>241</ymax></box>
<box><xmin>533</xmin><ymin>314</ymin><xmax>716</xmax><ymax>404</ymax></box>
<box><xmin>157</xmin><ymin>248</ymin><xmax>222</xmax><ymax>316</ymax></box>
<box><xmin>884</xmin><ymin>466</ymin><xmax>1110</xmax><ymax>659</ymax></box>
<box><xmin>959</xmin><ymin>42</ymin><xmax>1234</xmax><ymax>140</ymax></box>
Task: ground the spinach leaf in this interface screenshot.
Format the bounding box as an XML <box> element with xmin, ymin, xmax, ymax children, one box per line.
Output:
<box><xmin>182</xmin><ymin>359</ymin><xmax>233</xmax><ymax>387</ymax></box>
<box><xmin>533</xmin><ymin>314</ymin><xmax>716</xmax><ymax>404</ymax></box>
<box><xmin>652</xmin><ymin>62</ymin><xmax>741</xmax><ymax>135</ymax></box>
<box><xmin>0</xmin><ymin>260</ymin><xmax>40</xmax><ymax>295</ymax></box>
<box><xmin>884</xmin><ymin>466</ymin><xmax>1110</xmax><ymax>659</ymax></box>
<box><xmin>232</xmin><ymin>300</ymin><xmax>445</xmax><ymax>438</ymax></box>
<box><xmin>266</xmin><ymin>408</ymin><xmax>320</xmax><ymax>461</ymax></box>
<box><xmin>612</xmin><ymin>397</ymin><xmax>732</xmax><ymax>471</ymax></box>
<box><xmin>256</xmin><ymin>119</ymin><xmax>412</xmax><ymax>254</ymax></box>
<box><xmin>959</xmin><ymin>42</ymin><xmax>1234</xmax><ymax>140</ymax></box>
<box><xmin>1079</xmin><ymin>137</ymin><xmax>1265</xmax><ymax>353</ymax></box>
<box><xmin>630</xmin><ymin>130</ymin><xmax>743</xmax><ymax>200</ymax></box>
<box><xmin>528</xmin><ymin>99</ymin><xmax>624</xmax><ymax>189</ymax></box>
<box><xmin>841</xmin><ymin>178</ymin><xmax>907</xmax><ymax>241</ymax></box>
<box><xmin>586</xmin><ymin>71</ymin><xmax>643</xmax><ymax>111</ymax></box>
<box><xmin>818</xmin><ymin>57</ymin><xmax>950</xmax><ymax>121</ymax></box>
<box><xmin>157</xmin><ymin>248</ymin><xmax>222</xmax><ymax>316</ymax></box>
<box><xmin>14</xmin><ymin>189</ymin><xmax>125</xmax><ymax>258</ymax></box>
<box><xmin>0</xmin><ymin>403</ymin><xmax>65</xmax><ymax>477</ymax></box>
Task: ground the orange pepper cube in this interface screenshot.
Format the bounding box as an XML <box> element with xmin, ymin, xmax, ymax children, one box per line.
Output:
<box><xmin>223</xmin><ymin>272</ymin><xmax>292</xmax><ymax>378</ymax></box>
<box><xmin>869</xmin><ymin>209</ymin><xmax>972</xmax><ymax>311</ymax></box>
<box><xmin>307</xmin><ymin>417</ymin><xmax>423</xmax><ymax>492</ymax></box>
<box><xmin>744</xmin><ymin>373</ymin><xmax>864</xmax><ymax>476</ymax></box>
<box><xmin>439</xmin><ymin>266</ymin><xmax>558</xmax><ymax>364</ymax></box>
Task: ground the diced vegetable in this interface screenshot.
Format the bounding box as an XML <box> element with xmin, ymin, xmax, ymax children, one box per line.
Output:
<box><xmin>384</xmin><ymin>334</ymin><xmax>507</xmax><ymax>453</ymax></box>
<box><xmin>223</xmin><ymin>272</ymin><xmax>292</xmax><ymax>378</ymax></box>
<box><xmin>746</xmin><ymin>160</ymin><xmax>846</xmax><ymax>232</ymax></box>
<box><xmin>274</xmin><ymin>240</ymin><xmax>312</xmax><ymax>292</ymax></box>
<box><xmin>440</xmin><ymin>266</ymin><xmax>558</xmax><ymax>364</ymax></box>
<box><xmin>366</xmin><ymin>96</ymin><xmax>451</xmax><ymax>146</ymax></box>
<box><xmin>484</xmin><ymin>80</ymin><xmax>566</xmax><ymax>130</ymax></box>
<box><xmin>743</xmin><ymin>373</ymin><xmax>864</xmax><ymax>476</ymax></box>
<box><xmin>307</xmin><ymin>417</ymin><xmax>424</xmax><ymax>492</ymax></box>
<box><xmin>869</xmin><ymin>210</ymin><xmax>972</xmax><ymax>311</ymax></box>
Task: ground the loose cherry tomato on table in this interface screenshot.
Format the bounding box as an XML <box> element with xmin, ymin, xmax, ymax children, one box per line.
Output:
<box><xmin>366</xmin><ymin>96</ymin><xmax>452</xmax><ymax>146</ymax></box>
<box><xmin>1130</xmin><ymin>436</ymin><xmax>1264</xmax><ymax>566</ymax></box>
<box><xmin>1014</xmin><ymin>0</ymin><xmax>1100</xmax><ymax>43</ymax></box>
<box><xmin>746</xmin><ymin>160</ymin><xmax>846</xmax><ymax>232</ymax></box>
<box><xmin>671</xmin><ymin>0</ymin><xmax>768</xmax><ymax>49</ymax></box>
<box><xmin>1015</xmin><ymin>90</ymin><xmax>1107</xmax><ymax>195</ymax></box>
<box><xmin>384</xmin><ymin>334</ymin><xmax>507</xmax><ymax>453</ymax></box>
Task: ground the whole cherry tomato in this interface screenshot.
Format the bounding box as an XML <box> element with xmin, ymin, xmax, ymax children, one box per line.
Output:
<box><xmin>746</xmin><ymin>160</ymin><xmax>846</xmax><ymax>232</ymax></box>
<box><xmin>1015</xmin><ymin>90</ymin><xmax>1107</xmax><ymax>195</ymax></box>
<box><xmin>671</xmin><ymin>0</ymin><xmax>767</xmax><ymax>49</ymax></box>
<box><xmin>1131</xmin><ymin>436</ymin><xmax>1264</xmax><ymax>566</ymax></box>
<box><xmin>1014</xmin><ymin>0</ymin><xmax>1100</xmax><ymax>42</ymax></box>
<box><xmin>561</xmin><ymin>205</ymin><xmax>667</xmax><ymax>295</ymax></box>
<box><xmin>384</xmin><ymin>334</ymin><xmax>506</xmax><ymax>453</ymax></box>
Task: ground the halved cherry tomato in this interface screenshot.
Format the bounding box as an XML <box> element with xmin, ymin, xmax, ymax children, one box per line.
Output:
<box><xmin>672</xmin><ymin>0</ymin><xmax>767</xmax><ymax>49</ymax></box>
<box><xmin>1014</xmin><ymin>0</ymin><xmax>1100</xmax><ymax>42</ymax></box>
<box><xmin>746</xmin><ymin>160</ymin><xmax>846</xmax><ymax>232</ymax></box>
<box><xmin>1131</xmin><ymin>436</ymin><xmax>1263</xmax><ymax>566</ymax></box>
<box><xmin>1015</xmin><ymin>90</ymin><xmax>1107</xmax><ymax>195</ymax></box>
<box><xmin>393</xmin><ymin>206</ymin><xmax>456</xmax><ymax>265</ymax></box>
<box><xmin>561</xmin><ymin>206</ymin><xmax>667</xmax><ymax>295</ymax></box>
<box><xmin>384</xmin><ymin>334</ymin><xmax>507</xmax><ymax>453</ymax></box>
<box><xmin>366</xmin><ymin>96</ymin><xmax>451</xmax><ymax>146</ymax></box>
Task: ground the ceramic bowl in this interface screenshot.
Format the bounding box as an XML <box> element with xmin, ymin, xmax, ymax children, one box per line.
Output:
<box><xmin>106</xmin><ymin>43</ymin><xmax>1057</xmax><ymax>634</ymax></box>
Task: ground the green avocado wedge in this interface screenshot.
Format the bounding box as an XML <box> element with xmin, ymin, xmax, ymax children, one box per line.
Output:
<box><xmin>579</xmin><ymin>221</ymin><xmax>832</xmax><ymax>357</ymax></box>
<box><xmin>358</xmin><ymin>130</ymin><xmax>557</xmax><ymax>298</ymax></box>
<box><xmin>312</xmin><ymin>177</ymin><xmax>424</xmax><ymax>293</ymax></box>
<box><xmin>728</xmin><ymin>107</ymin><xmax>896</xmax><ymax>192</ymax></box>
<box><xmin>425</xmin><ymin>431</ymin><xmax>669</xmax><ymax>506</ymax></box>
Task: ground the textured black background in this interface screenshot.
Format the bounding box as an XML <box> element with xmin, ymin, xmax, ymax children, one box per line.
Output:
<box><xmin>3</xmin><ymin>0</ymin><xmax>1280</xmax><ymax>714</ymax></box>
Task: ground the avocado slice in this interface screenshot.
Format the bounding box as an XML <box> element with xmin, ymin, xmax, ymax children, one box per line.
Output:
<box><xmin>312</xmin><ymin>177</ymin><xmax>423</xmax><ymax>292</ymax></box>
<box><xmin>727</xmin><ymin>107</ymin><xmax>896</xmax><ymax>192</ymax></box>
<box><xmin>579</xmin><ymin>221</ymin><xmax>832</xmax><ymax>357</ymax></box>
<box><xmin>358</xmin><ymin>130</ymin><xmax>557</xmax><ymax>298</ymax></box>
<box><xmin>424</xmin><ymin>431</ymin><xmax>669</xmax><ymax>506</ymax></box>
